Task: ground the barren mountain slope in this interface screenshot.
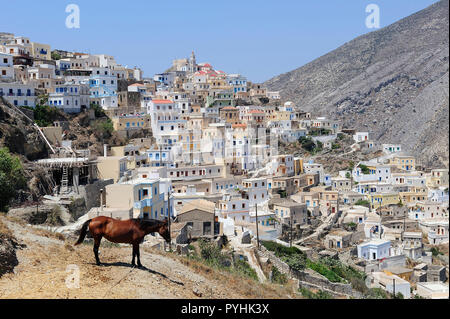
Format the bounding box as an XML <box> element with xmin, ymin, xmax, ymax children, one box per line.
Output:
<box><xmin>265</xmin><ymin>0</ymin><xmax>449</xmax><ymax>168</ymax></box>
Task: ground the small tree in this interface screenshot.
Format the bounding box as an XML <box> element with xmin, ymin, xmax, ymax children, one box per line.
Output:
<box><xmin>51</xmin><ymin>51</ymin><xmax>61</xmax><ymax>60</ymax></box>
<box><xmin>358</xmin><ymin>164</ymin><xmax>370</xmax><ymax>174</ymax></box>
<box><xmin>331</xmin><ymin>143</ymin><xmax>341</xmax><ymax>150</ymax></box>
<box><xmin>348</xmin><ymin>161</ymin><xmax>355</xmax><ymax>171</ymax></box>
<box><xmin>355</xmin><ymin>199</ymin><xmax>371</xmax><ymax>209</ymax></box>
<box><xmin>0</xmin><ymin>148</ymin><xmax>26</xmax><ymax>211</ymax></box>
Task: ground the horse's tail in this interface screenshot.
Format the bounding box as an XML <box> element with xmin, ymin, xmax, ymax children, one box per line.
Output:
<box><xmin>74</xmin><ymin>219</ymin><xmax>92</xmax><ymax>246</ymax></box>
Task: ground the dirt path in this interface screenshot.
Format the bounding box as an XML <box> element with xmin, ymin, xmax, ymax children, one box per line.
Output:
<box><xmin>0</xmin><ymin>216</ymin><xmax>294</xmax><ymax>299</ymax></box>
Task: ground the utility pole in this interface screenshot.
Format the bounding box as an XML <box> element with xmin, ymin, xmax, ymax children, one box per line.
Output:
<box><xmin>379</xmin><ymin>201</ymin><xmax>382</xmax><ymax>239</ymax></box>
<box><xmin>255</xmin><ymin>204</ymin><xmax>260</xmax><ymax>249</ymax></box>
<box><xmin>167</xmin><ymin>187</ymin><xmax>172</xmax><ymax>250</ymax></box>
<box><xmin>290</xmin><ymin>211</ymin><xmax>293</xmax><ymax>248</ymax></box>
<box><xmin>393</xmin><ymin>278</ymin><xmax>396</xmax><ymax>297</ymax></box>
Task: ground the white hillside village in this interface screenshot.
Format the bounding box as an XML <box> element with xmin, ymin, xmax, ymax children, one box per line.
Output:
<box><xmin>0</xmin><ymin>28</ymin><xmax>448</xmax><ymax>301</ymax></box>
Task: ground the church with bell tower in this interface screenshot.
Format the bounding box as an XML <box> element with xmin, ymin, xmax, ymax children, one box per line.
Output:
<box><xmin>189</xmin><ymin>50</ymin><xmax>197</xmax><ymax>73</ymax></box>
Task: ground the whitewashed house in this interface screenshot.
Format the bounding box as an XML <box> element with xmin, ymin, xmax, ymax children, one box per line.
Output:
<box><xmin>0</xmin><ymin>53</ymin><xmax>14</xmax><ymax>80</ymax></box>
<box><xmin>48</xmin><ymin>83</ymin><xmax>90</xmax><ymax>113</ymax></box>
<box><xmin>357</xmin><ymin>239</ymin><xmax>391</xmax><ymax>261</ymax></box>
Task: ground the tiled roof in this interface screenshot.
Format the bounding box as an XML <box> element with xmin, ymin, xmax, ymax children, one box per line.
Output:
<box><xmin>151</xmin><ymin>99</ymin><xmax>173</xmax><ymax>104</ymax></box>
<box><xmin>248</xmin><ymin>109</ymin><xmax>264</xmax><ymax>114</ymax></box>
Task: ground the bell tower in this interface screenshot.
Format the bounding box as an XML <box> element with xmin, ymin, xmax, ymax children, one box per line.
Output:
<box><xmin>189</xmin><ymin>50</ymin><xmax>196</xmax><ymax>73</ymax></box>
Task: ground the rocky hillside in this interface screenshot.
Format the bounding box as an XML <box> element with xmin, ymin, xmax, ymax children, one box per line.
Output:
<box><xmin>0</xmin><ymin>98</ymin><xmax>130</xmax><ymax>204</ymax></box>
<box><xmin>265</xmin><ymin>0</ymin><xmax>449</xmax><ymax>168</ymax></box>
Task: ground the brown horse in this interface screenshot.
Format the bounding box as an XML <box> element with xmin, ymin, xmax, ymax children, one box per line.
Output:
<box><xmin>74</xmin><ymin>216</ymin><xmax>171</xmax><ymax>267</ymax></box>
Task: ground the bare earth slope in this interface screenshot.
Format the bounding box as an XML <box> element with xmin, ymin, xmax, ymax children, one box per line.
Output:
<box><xmin>265</xmin><ymin>0</ymin><xmax>449</xmax><ymax>168</ymax></box>
<box><xmin>0</xmin><ymin>216</ymin><xmax>295</xmax><ymax>299</ymax></box>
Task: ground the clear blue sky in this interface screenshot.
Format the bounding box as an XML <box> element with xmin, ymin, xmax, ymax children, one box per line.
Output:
<box><xmin>0</xmin><ymin>0</ymin><xmax>439</xmax><ymax>82</ymax></box>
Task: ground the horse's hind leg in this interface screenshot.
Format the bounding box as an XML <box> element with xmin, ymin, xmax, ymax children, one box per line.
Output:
<box><xmin>131</xmin><ymin>245</ymin><xmax>136</xmax><ymax>266</ymax></box>
<box><xmin>93</xmin><ymin>235</ymin><xmax>102</xmax><ymax>266</ymax></box>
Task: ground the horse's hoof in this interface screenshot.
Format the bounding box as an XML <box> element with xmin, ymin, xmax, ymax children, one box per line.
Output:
<box><xmin>137</xmin><ymin>264</ymin><xmax>143</xmax><ymax>268</ymax></box>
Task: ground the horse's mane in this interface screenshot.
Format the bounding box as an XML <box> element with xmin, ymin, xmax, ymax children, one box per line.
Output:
<box><xmin>133</xmin><ymin>218</ymin><xmax>166</xmax><ymax>228</ymax></box>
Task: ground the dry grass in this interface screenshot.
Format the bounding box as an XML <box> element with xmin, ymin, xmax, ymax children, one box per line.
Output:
<box><xmin>0</xmin><ymin>244</ymin><xmax>134</xmax><ymax>299</ymax></box>
<box><xmin>0</xmin><ymin>218</ymin><xmax>13</xmax><ymax>238</ymax></box>
<box><xmin>148</xmin><ymin>247</ymin><xmax>300</xmax><ymax>299</ymax></box>
<box><xmin>1</xmin><ymin>216</ymin><xmax>302</xmax><ymax>299</ymax></box>
<box><xmin>32</xmin><ymin>228</ymin><xmax>66</xmax><ymax>241</ymax></box>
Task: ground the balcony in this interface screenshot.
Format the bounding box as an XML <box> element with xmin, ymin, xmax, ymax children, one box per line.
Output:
<box><xmin>133</xmin><ymin>194</ymin><xmax>164</xmax><ymax>209</ymax></box>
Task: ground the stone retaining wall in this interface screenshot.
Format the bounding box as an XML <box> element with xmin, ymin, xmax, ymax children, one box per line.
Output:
<box><xmin>256</xmin><ymin>245</ymin><xmax>354</xmax><ymax>296</ymax></box>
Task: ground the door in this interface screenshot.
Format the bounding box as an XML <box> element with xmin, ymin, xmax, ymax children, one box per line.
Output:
<box><xmin>203</xmin><ymin>222</ymin><xmax>211</xmax><ymax>235</ymax></box>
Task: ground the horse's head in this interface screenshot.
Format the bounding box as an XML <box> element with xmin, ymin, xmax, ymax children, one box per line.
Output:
<box><xmin>158</xmin><ymin>218</ymin><xmax>171</xmax><ymax>243</ymax></box>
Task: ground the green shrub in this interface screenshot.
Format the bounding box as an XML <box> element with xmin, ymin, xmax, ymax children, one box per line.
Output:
<box><xmin>92</xmin><ymin>118</ymin><xmax>114</xmax><ymax>139</ymax></box>
<box><xmin>355</xmin><ymin>199</ymin><xmax>371</xmax><ymax>208</ymax></box>
<box><xmin>46</xmin><ymin>205</ymin><xmax>64</xmax><ymax>226</ymax></box>
<box><xmin>392</xmin><ymin>292</ymin><xmax>404</xmax><ymax>299</ymax></box>
<box><xmin>234</xmin><ymin>259</ymin><xmax>258</xmax><ymax>281</ymax></box>
<box><xmin>51</xmin><ymin>51</ymin><xmax>61</xmax><ymax>60</ymax></box>
<box><xmin>431</xmin><ymin>247</ymin><xmax>443</xmax><ymax>257</ymax></box>
<box><xmin>331</xmin><ymin>143</ymin><xmax>341</xmax><ymax>150</ymax></box>
<box><xmin>306</xmin><ymin>259</ymin><xmax>343</xmax><ymax>283</ymax></box>
<box><xmin>320</xmin><ymin>257</ymin><xmax>368</xmax><ymax>292</ymax></box>
<box><xmin>309</xmin><ymin>128</ymin><xmax>331</xmax><ymax>136</ymax></box>
<box><xmin>358</xmin><ymin>164</ymin><xmax>371</xmax><ymax>174</ymax></box>
<box><xmin>261</xmin><ymin>241</ymin><xmax>302</xmax><ymax>257</ymax></box>
<box><xmin>298</xmin><ymin>137</ymin><xmax>317</xmax><ymax>153</ymax></box>
<box><xmin>261</xmin><ymin>241</ymin><xmax>306</xmax><ymax>271</ymax></box>
<box><xmin>348</xmin><ymin>161</ymin><xmax>355</xmax><ymax>171</ymax></box>
<box><xmin>33</xmin><ymin>104</ymin><xmax>60</xmax><ymax>127</ymax></box>
<box><xmin>91</xmin><ymin>103</ymin><xmax>106</xmax><ymax>118</ymax></box>
<box><xmin>197</xmin><ymin>239</ymin><xmax>257</xmax><ymax>281</ymax></box>
<box><xmin>0</xmin><ymin>147</ymin><xmax>27</xmax><ymax>211</ymax></box>
<box><xmin>283</xmin><ymin>253</ymin><xmax>307</xmax><ymax>271</ymax></box>
<box><xmin>277</xmin><ymin>190</ymin><xmax>287</xmax><ymax>198</ymax></box>
<box><xmin>271</xmin><ymin>266</ymin><xmax>288</xmax><ymax>284</ymax></box>
<box><xmin>299</xmin><ymin>287</ymin><xmax>333</xmax><ymax>299</ymax></box>
<box><xmin>364</xmin><ymin>288</ymin><xmax>388</xmax><ymax>299</ymax></box>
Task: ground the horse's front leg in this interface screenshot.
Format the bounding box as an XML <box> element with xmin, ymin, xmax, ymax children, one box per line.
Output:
<box><xmin>134</xmin><ymin>243</ymin><xmax>143</xmax><ymax>268</ymax></box>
